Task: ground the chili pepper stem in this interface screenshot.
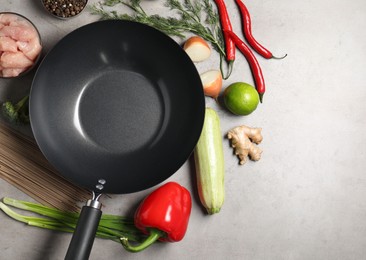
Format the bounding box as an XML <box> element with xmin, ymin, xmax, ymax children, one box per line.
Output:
<box><xmin>259</xmin><ymin>93</ymin><xmax>264</xmax><ymax>103</ymax></box>
<box><xmin>219</xmin><ymin>55</ymin><xmax>234</xmax><ymax>80</ymax></box>
<box><xmin>271</xmin><ymin>53</ymin><xmax>288</xmax><ymax>60</ymax></box>
<box><xmin>120</xmin><ymin>228</ymin><xmax>165</xmax><ymax>252</ymax></box>
<box><xmin>225</xmin><ymin>61</ymin><xmax>234</xmax><ymax>80</ymax></box>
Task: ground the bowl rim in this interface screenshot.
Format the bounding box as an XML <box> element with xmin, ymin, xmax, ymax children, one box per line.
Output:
<box><xmin>40</xmin><ymin>0</ymin><xmax>89</xmax><ymax>20</ymax></box>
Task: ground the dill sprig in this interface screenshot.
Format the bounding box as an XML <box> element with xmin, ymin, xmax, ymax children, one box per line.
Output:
<box><xmin>90</xmin><ymin>0</ymin><xmax>226</xmax><ymax>58</ymax></box>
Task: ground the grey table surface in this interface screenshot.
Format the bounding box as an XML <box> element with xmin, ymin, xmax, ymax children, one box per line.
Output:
<box><xmin>1</xmin><ymin>0</ymin><xmax>366</xmax><ymax>259</ymax></box>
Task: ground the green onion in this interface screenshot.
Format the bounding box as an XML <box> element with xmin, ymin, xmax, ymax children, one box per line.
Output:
<box><xmin>0</xmin><ymin>197</ymin><xmax>146</xmax><ymax>243</ymax></box>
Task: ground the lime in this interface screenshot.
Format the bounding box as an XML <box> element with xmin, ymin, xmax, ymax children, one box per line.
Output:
<box><xmin>223</xmin><ymin>82</ymin><xmax>259</xmax><ymax>115</ymax></box>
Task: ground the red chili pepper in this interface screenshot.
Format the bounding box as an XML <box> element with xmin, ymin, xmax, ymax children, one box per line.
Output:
<box><xmin>121</xmin><ymin>182</ymin><xmax>192</xmax><ymax>252</ymax></box>
<box><xmin>213</xmin><ymin>0</ymin><xmax>235</xmax><ymax>78</ymax></box>
<box><xmin>235</xmin><ymin>0</ymin><xmax>286</xmax><ymax>60</ymax></box>
<box><xmin>224</xmin><ymin>30</ymin><xmax>265</xmax><ymax>102</ymax></box>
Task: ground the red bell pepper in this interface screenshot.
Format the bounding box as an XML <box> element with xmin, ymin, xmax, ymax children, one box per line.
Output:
<box><xmin>121</xmin><ymin>182</ymin><xmax>192</xmax><ymax>252</ymax></box>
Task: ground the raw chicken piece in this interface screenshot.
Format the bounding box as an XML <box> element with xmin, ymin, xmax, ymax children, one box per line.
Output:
<box><xmin>1</xmin><ymin>67</ymin><xmax>26</xmax><ymax>78</ymax></box>
<box><xmin>0</xmin><ymin>24</ymin><xmax>37</xmax><ymax>42</ymax></box>
<box><xmin>0</xmin><ymin>51</ymin><xmax>33</xmax><ymax>68</ymax></box>
<box><xmin>0</xmin><ymin>36</ymin><xmax>17</xmax><ymax>52</ymax></box>
<box><xmin>10</xmin><ymin>19</ymin><xmax>36</xmax><ymax>30</ymax></box>
<box><xmin>16</xmin><ymin>37</ymin><xmax>42</xmax><ymax>61</ymax></box>
<box><xmin>0</xmin><ymin>13</ymin><xmax>19</xmax><ymax>26</ymax></box>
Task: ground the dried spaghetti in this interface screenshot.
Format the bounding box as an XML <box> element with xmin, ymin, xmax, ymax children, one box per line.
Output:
<box><xmin>0</xmin><ymin>123</ymin><xmax>90</xmax><ymax>212</ymax></box>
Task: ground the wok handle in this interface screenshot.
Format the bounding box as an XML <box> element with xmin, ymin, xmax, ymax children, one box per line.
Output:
<box><xmin>65</xmin><ymin>202</ymin><xmax>102</xmax><ymax>260</ymax></box>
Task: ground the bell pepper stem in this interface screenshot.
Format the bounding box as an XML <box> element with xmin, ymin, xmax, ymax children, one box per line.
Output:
<box><xmin>120</xmin><ymin>228</ymin><xmax>165</xmax><ymax>252</ymax></box>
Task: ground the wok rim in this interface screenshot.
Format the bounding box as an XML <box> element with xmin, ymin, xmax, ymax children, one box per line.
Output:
<box><xmin>29</xmin><ymin>20</ymin><xmax>205</xmax><ymax>194</ymax></box>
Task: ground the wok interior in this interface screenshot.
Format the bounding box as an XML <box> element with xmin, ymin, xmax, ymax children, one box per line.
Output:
<box><xmin>77</xmin><ymin>69</ymin><xmax>164</xmax><ymax>154</ymax></box>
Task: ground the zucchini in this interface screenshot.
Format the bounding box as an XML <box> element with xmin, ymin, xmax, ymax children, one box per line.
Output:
<box><xmin>194</xmin><ymin>108</ymin><xmax>225</xmax><ymax>214</ymax></box>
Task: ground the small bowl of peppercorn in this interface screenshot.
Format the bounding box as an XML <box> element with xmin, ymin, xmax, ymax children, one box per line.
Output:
<box><xmin>41</xmin><ymin>0</ymin><xmax>88</xmax><ymax>19</ymax></box>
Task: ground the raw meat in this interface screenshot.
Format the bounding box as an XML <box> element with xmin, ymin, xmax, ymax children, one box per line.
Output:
<box><xmin>0</xmin><ymin>13</ymin><xmax>42</xmax><ymax>77</ymax></box>
<box><xmin>1</xmin><ymin>51</ymin><xmax>33</xmax><ymax>68</ymax></box>
<box><xmin>16</xmin><ymin>37</ymin><xmax>42</xmax><ymax>61</ymax></box>
<box><xmin>0</xmin><ymin>36</ymin><xmax>17</xmax><ymax>52</ymax></box>
<box><xmin>1</xmin><ymin>68</ymin><xmax>26</xmax><ymax>78</ymax></box>
<box><xmin>0</xmin><ymin>13</ymin><xmax>19</xmax><ymax>25</ymax></box>
<box><xmin>0</xmin><ymin>25</ymin><xmax>37</xmax><ymax>42</ymax></box>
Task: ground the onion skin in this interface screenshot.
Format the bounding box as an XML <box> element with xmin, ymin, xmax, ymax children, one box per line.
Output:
<box><xmin>183</xmin><ymin>36</ymin><xmax>211</xmax><ymax>62</ymax></box>
<box><xmin>200</xmin><ymin>70</ymin><xmax>223</xmax><ymax>99</ymax></box>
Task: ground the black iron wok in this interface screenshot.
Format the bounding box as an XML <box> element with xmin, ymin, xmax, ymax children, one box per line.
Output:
<box><xmin>30</xmin><ymin>20</ymin><xmax>205</xmax><ymax>259</ymax></box>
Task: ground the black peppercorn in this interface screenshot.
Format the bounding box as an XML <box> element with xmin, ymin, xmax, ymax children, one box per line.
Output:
<box><xmin>42</xmin><ymin>0</ymin><xmax>88</xmax><ymax>18</ymax></box>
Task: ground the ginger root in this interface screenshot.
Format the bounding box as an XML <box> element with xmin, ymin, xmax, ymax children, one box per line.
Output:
<box><xmin>227</xmin><ymin>125</ymin><xmax>263</xmax><ymax>165</ymax></box>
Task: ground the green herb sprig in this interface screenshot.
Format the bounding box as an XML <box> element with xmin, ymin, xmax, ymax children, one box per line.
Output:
<box><xmin>91</xmin><ymin>0</ymin><xmax>226</xmax><ymax>59</ymax></box>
